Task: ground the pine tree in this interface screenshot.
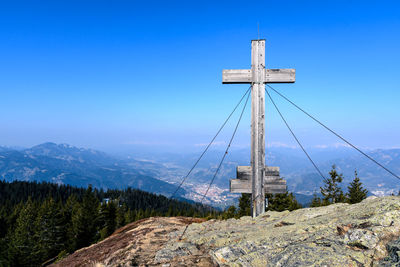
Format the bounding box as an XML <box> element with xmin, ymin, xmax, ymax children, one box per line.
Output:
<box><xmin>34</xmin><ymin>197</ymin><xmax>67</xmax><ymax>263</ymax></box>
<box><xmin>310</xmin><ymin>193</ymin><xmax>322</xmax><ymax>207</ymax></box>
<box><xmin>0</xmin><ymin>205</ymin><xmax>10</xmax><ymax>265</ymax></box>
<box><xmin>320</xmin><ymin>165</ymin><xmax>344</xmax><ymax>204</ymax></box>
<box><xmin>136</xmin><ymin>209</ymin><xmax>144</xmax><ymax>220</ymax></box>
<box><xmin>144</xmin><ymin>208</ymin><xmax>151</xmax><ymax>218</ymax></box>
<box><xmin>71</xmin><ymin>185</ymin><xmax>99</xmax><ymax>250</ymax></box>
<box><xmin>99</xmin><ymin>202</ymin><xmax>117</xmax><ymax>240</ymax></box>
<box><xmin>238</xmin><ymin>193</ymin><xmax>251</xmax><ymax>217</ymax></box>
<box><xmin>187</xmin><ymin>207</ymin><xmax>195</xmax><ymax>217</ymax></box>
<box><xmin>116</xmin><ymin>203</ymin><xmax>127</xmax><ymax>228</ymax></box>
<box><xmin>0</xmin><ymin>205</ymin><xmax>8</xmax><ymax>238</ymax></box>
<box><xmin>8</xmin><ymin>198</ymin><xmax>39</xmax><ymax>266</ymax></box>
<box><xmin>288</xmin><ymin>193</ymin><xmax>302</xmax><ymax>210</ymax></box>
<box><xmin>222</xmin><ymin>206</ymin><xmax>237</xmax><ymax>219</ymax></box>
<box><xmin>5</xmin><ymin>201</ymin><xmax>24</xmax><ymax>235</ymax></box>
<box><xmin>166</xmin><ymin>206</ymin><xmax>173</xmax><ymax>217</ymax></box>
<box><xmin>347</xmin><ymin>170</ymin><xmax>368</xmax><ymax>204</ymax></box>
<box><xmin>266</xmin><ymin>191</ymin><xmax>302</xmax><ymax>212</ymax></box>
<box><xmin>124</xmin><ymin>209</ymin><xmax>136</xmax><ymax>224</ymax></box>
<box><xmin>64</xmin><ymin>194</ymin><xmax>79</xmax><ymax>253</ymax></box>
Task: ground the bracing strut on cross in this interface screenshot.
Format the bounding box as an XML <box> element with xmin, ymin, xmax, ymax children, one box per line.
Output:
<box><xmin>222</xmin><ymin>40</ymin><xmax>296</xmax><ymax>217</ymax></box>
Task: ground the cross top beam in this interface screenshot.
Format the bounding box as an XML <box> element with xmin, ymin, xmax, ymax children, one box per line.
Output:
<box><xmin>222</xmin><ymin>40</ymin><xmax>295</xmax><ymax>85</ymax></box>
<box><xmin>222</xmin><ymin>40</ymin><xmax>295</xmax><ymax>217</ymax></box>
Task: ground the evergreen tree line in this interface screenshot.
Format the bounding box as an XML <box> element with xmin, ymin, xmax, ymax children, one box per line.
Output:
<box><xmin>310</xmin><ymin>165</ymin><xmax>370</xmax><ymax>207</ymax></box>
<box><xmin>0</xmin><ymin>180</ymin><xmax>218</xmax><ymax>267</ymax></box>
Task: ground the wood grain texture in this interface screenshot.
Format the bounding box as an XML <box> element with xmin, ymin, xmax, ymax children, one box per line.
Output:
<box><xmin>237</xmin><ymin>166</ymin><xmax>280</xmax><ymax>180</ymax></box>
<box><xmin>222</xmin><ymin>69</ymin><xmax>252</xmax><ymax>84</ymax></box>
<box><xmin>265</xmin><ymin>69</ymin><xmax>295</xmax><ymax>83</ymax></box>
<box><xmin>230</xmin><ymin>178</ymin><xmax>287</xmax><ymax>194</ymax></box>
<box><xmin>251</xmin><ymin>40</ymin><xmax>266</xmax><ymax>217</ymax></box>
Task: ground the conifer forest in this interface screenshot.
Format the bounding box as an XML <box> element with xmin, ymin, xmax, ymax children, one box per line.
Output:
<box><xmin>0</xmin><ymin>180</ymin><xmax>217</xmax><ymax>266</ymax></box>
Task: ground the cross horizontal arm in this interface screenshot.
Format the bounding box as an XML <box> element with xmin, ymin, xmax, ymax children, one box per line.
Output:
<box><xmin>222</xmin><ymin>69</ymin><xmax>252</xmax><ymax>84</ymax></box>
<box><xmin>265</xmin><ymin>69</ymin><xmax>295</xmax><ymax>83</ymax></box>
<box><xmin>222</xmin><ymin>69</ymin><xmax>296</xmax><ymax>84</ymax></box>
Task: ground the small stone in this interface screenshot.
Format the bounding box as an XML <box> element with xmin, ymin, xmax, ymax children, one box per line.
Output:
<box><xmin>344</xmin><ymin>229</ymin><xmax>379</xmax><ymax>249</ymax></box>
<box><xmin>337</xmin><ymin>224</ymin><xmax>352</xmax><ymax>236</ymax></box>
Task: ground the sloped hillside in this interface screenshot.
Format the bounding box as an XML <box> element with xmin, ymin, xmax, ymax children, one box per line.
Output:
<box><xmin>53</xmin><ymin>196</ymin><xmax>400</xmax><ymax>266</ymax></box>
<box><xmin>51</xmin><ymin>217</ymin><xmax>213</xmax><ymax>267</ymax></box>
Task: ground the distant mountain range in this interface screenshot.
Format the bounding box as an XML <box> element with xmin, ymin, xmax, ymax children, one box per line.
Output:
<box><xmin>0</xmin><ymin>142</ymin><xmax>185</xmax><ymax>197</ymax></box>
<box><xmin>1</xmin><ymin>142</ymin><xmax>399</xmax><ymax>208</ymax></box>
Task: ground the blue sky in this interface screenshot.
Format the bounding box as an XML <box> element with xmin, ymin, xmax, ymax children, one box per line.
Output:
<box><xmin>0</xmin><ymin>0</ymin><xmax>399</xmax><ymax>152</ymax></box>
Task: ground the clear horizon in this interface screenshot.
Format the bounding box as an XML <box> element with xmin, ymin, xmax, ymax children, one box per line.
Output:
<box><xmin>1</xmin><ymin>1</ymin><xmax>399</xmax><ymax>152</ymax></box>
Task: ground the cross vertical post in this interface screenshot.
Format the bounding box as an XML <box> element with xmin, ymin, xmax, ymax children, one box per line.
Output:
<box><xmin>251</xmin><ymin>40</ymin><xmax>266</xmax><ymax>217</ymax></box>
<box><xmin>223</xmin><ymin>39</ymin><xmax>295</xmax><ymax>217</ymax></box>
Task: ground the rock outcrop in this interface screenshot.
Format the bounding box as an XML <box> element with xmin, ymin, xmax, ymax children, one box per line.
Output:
<box><xmin>54</xmin><ymin>196</ymin><xmax>400</xmax><ymax>266</ymax></box>
<box><xmin>51</xmin><ymin>217</ymin><xmax>214</xmax><ymax>267</ymax></box>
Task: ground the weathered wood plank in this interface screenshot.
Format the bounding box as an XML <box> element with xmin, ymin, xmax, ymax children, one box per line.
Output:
<box><xmin>230</xmin><ymin>178</ymin><xmax>287</xmax><ymax>194</ymax></box>
<box><xmin>264</xmin><ymin>187</ymin><xmax>287</xmax><ymax>194</ymax></box>
<box><xmin>237</xmin><ymin>166</ymin><xmax>280</xmax><ymax>180</ymax></box>
<box><xmin>236</xmin><ymin>166</ymin><xmax>252</xmax><ymax>180</ymax></box>
<box><xmin>251</xmin><ymin>40</ymin><xmax>266</xmax><ymax>217</ymax></box>
<box><xmin>265</xmin><ymin>166</ymin><xmax>280</xmax><ymax>176</ymax></box>
<box><xmin>265</xmin><ymin>69</ymin><xmax>295</xmax><ymax>83</ymax></box>
<box><xmin>264</xmin><ymin>178</ymin><xmax>286</xmax><ymax>185</ymax></box>
<box><xmin>222</xmin><ymin>69</ymin><xmax>252</xmax><ymax>84</ymax></box>
<box><xmin>230</xmin><ymin>179</ymin><xmax>251</xmax><ymax>193</ymax></box>
<box><xmin>222</xmin><ymin>68</ymin><xmax>295</xmax><ymax>84</ymax></box>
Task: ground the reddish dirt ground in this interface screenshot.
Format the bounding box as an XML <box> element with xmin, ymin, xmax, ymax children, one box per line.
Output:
<box><xmin>51</xmin><ymin>217</ymin><xmax>215</xmax><ymax>267</ymax></box>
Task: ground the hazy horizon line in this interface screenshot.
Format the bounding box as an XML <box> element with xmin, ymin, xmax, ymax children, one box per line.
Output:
<box><xmin>2</xmin><ymin>141</ymin><xmax>400</xmax><ymax>154</ymax></box>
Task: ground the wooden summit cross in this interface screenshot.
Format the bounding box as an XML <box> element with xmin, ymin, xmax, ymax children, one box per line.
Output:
<box><xmin>222</xmin><ymin>39</ymin><xmax>296</xmax><ymax>217</ymax></box>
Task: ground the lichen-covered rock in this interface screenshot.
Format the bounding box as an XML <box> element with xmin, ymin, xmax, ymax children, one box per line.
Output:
<box><xmin>158</xmin><ymin>196</ymin><xmax>400</xmax><ymax>266</ymax></box>
<box><xmin>379</xmin><ymin>237</ymin><xmax>400</xmax><ymax>267</ymax></box>
<box><xmin>52</xmin><ymin>197</ymin><xmax>400</xmax><ymax>267</ymax></box>
<box><xmin>344</xmin><ymin>228</ymin><xmax>379</xmax><ymax>249</ymax></box>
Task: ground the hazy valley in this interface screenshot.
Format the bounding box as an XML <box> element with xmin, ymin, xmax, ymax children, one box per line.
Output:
<box><xmin>1</xmin><ymin>142</ymin><xmax>399</xmax><ymax>208</ymax></box>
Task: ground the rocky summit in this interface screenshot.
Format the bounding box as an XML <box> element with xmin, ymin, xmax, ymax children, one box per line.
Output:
<box><xmin>55</xmin><ymin>196</ymin><xmax>400</xmax><ymax>266</ymax></box>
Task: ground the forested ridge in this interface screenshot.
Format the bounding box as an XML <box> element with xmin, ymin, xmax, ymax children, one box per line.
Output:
<box><xmin>0</xmin><ymin>180</ymin><xmax>217</xmax><ymax>266</ymax></box>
